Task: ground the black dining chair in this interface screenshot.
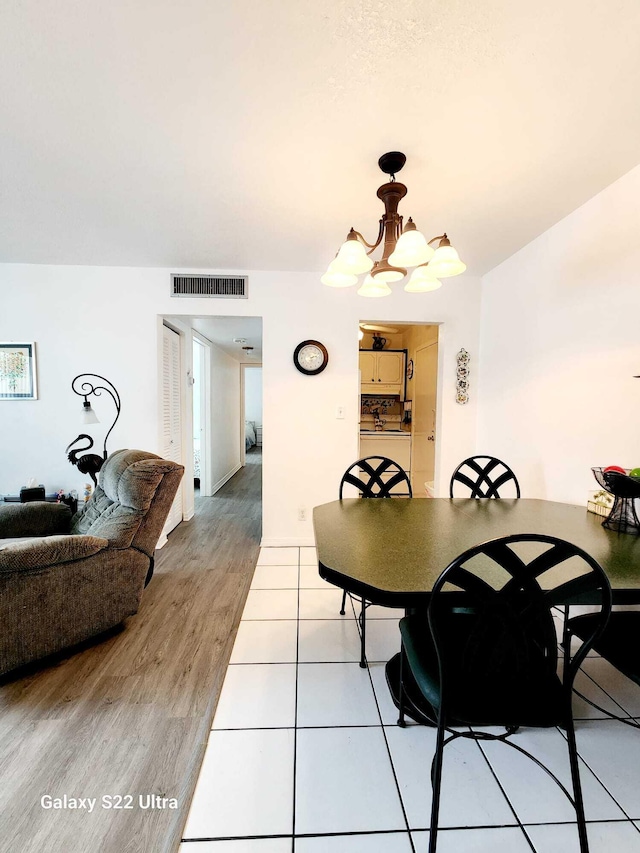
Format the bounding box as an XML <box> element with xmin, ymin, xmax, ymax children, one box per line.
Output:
<box><xmin>568</xmin><ymin>611</ymin><xmax>640</xmax><ymax>727</ymax></box>
<box><xmin>396</xmin><ymin>534</ymin><xmax>612</xmax><ymax>853</ymax></box>
<box><xmin>449</xmin><ymin>455</ymin><xmax>521</xmax><ymax>498</ymax></box>
<box><xmin>338</xmin><ymin>456</ymin><xmax>412</xmax><ymax>668</ymax></box>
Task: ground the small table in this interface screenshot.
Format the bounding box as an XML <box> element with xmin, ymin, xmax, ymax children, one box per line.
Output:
<box><xmin>313</xmin><ymin>498</ymin><xmax>640</xmax><ymax>722</ymax></box>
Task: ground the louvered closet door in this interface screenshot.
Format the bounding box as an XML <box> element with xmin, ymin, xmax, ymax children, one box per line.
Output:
<box><xmin>162</xmin><ymin>324</ymin><xmax>183</xmax><ymax>533</ymax></box>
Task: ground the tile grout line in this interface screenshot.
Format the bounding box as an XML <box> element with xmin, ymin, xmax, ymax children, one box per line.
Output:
<box><xmin>473</xmin><ymin>734</ymin><xmax>538</xmax><ymax>852</ymax></box>
<box><xmin>291</xmin><ymin>548</ymin><xmax>301</xmax><ymax>853</ymax></box>
<box><xmin>554</xmin><ymin>721</ymin><xmax>640</xmax><ymax>826</ymax></box>
<box><xmin>576</xmin><ymin>665</ymin><xmax>639</xmax><ymax>720</ymax></box>
<box><xmin>360</xmin><ymin>609</ymin><xmax>417</xmax><ymax>853</ymax></box>
<box><xmin>181</xmin><ymin>816</ymin><xmax>640</xmax><ymax>845</ymax></box>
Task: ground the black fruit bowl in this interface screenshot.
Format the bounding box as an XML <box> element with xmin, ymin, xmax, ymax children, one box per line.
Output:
<box><xmin>592</xmin><ymin>468</ymin><xmax>640</xmax><ymax>499</ymax></box>
<box><xmin>591</xmin><ymin>468</ymin><xmax>640</xmax><ymax>535</ymax></box>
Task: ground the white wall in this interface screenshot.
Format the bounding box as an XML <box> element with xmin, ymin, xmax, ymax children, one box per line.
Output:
<box><xmin>477</xmin><ymin>164</ymin><xmax>640</xmax><ymax>506</ymax></box>
<box><xmin>210</xmin><ymin>341</ymin><xmax>241</xmax><ymax>493</ymax></box>
<box><xmin>244</xmin><ymin>367</ymin><xmax>262</xmax><ymax>427</ymax></box>
<box><xmin>0</xmin><ymin>265</ymin><xmax>482</xmax><ymax>544</ymax></box>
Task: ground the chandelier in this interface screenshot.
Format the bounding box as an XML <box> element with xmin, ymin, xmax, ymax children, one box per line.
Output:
<box><xmin>321</xmin><ymin>152</ymin><xmax>466</xmax><ymax>297</ymax></box>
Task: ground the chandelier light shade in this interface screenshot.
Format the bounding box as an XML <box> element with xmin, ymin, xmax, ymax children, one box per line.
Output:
<box><xmin>320</xmin><ymin>260</ymin><xmax>359</xmax><ymax>288</ymax></box>
<box><xmin>357</xmin><ymin>274</ymin><xmax>392</xmax><ymax>298</ymax></box>
<box><xmin>370</xmin><ymin>266</ymin><xmax>405</xmax><ymax>283</ymax></box>
<box><xmin>404</xmin><ymin>265</ymin><xmax>442</xmax><ymax>293</ymax></box>
<box><xmin>427</xmin><ymin>236</ymin><xmax>467</xmax><ymax>278</ymax></box>
<box><xmin>388</xmin><ymin>219</ymin><xmax>434</xmax><ymax>268</ymax></box>
<box><xmin>321</xmin><ymin>152</ymin><xmax>465</xmax><ymax>297</ymax></box>
<box><xmin>332</xmin><ymin>234</ymin><xmax>374</xmax><ymax>275</ymax></box>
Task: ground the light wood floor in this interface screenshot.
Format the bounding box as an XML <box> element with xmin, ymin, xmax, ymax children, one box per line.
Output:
<box><xmin>0</xmin><ymin>448</ymin><xmax>262</xmax><ymax>853</ymax></box>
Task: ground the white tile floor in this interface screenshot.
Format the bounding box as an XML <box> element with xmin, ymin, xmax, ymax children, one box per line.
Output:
<box><xmin>181</xmin><ymin>547</ymin><xmax>640</xmax><ymax>852</ymax></box>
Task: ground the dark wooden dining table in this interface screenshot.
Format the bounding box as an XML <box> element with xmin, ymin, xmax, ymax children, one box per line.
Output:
<box><xmin>312</xmin><ymin>498</ymin><xmax>640</xmax><ymax>723</ymax></box>
<box><xmin>313</xmin><ymin>498</ymin><xmax>640</xmax><ymax>606</ymax></box>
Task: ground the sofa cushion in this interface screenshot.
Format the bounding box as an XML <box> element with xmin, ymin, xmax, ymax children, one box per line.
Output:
<box><xmin>0</xmin><ymin>534</ymin><xmax>108</xmax><ymax>574</ymax></box>
<box><xmin>69</xmin><ymin>449</ymin><xmax>179</xmax><ymax>547</ymax></box>
<box><xmin>0</xmin><ymin>502</ymin><xmax>72</xmax><ymax>539</ymax></box>
<box><xmin>71</xmin><ymin>488</ymin><xmax>144</xmax><ymax>548</ymax></box>
<box><xmin>99</xmin><ymin>449</ymin><xmax>167</xmax><ymax>511</ymax></box>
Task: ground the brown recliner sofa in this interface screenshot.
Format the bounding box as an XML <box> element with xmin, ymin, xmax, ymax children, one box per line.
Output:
<box><xmin>0</xmin><ymin>449</ymin><xmax>184</xmax><ymax>675</ymax></box>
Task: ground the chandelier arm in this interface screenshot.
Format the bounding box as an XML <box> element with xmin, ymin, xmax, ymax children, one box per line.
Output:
<box><xmin>365</xmin><ymin>219</ymin><xmax>385</xmax><ymax>255</ymax></box>
<box><xmin>350</xmin><ymin>224</ymin><xmax>384</xmax><ymax>252</ymax></box>
<box><xmin>427</xmin><ymin>234</ymin><xmax>447</xmax><ymax>246</ymax></box>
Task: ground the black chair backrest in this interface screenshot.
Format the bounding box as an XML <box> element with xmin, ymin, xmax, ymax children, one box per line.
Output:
<box><xmin>449</xmin><ymin>455</ymin><xmax>521</xmax><ymax>498</ymax></box>
<box><xmin>339</xmin><ymin>456</ymin><xmax>413</xmax><ymax>499</ymax></box>
<box><xmin>427</xmin><ymin>534</ymin><xmax>612</xmax><ymax>723</ymax></box>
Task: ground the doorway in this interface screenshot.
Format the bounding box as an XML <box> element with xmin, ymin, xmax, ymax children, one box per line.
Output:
<box><xmin>358</xmin><ymin>321</ymin><xmax>439</xmax><ymax>498</ymax></box>
<box><xmin>242</xmin><ymin>365</ymin><xmax>262</xmax><ymax>465</ymax></box>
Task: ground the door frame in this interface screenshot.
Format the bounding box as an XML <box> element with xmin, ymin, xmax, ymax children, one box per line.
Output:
<box><xmin>158</xmin><ymin>317</ymin><xmax>195</xmax><ymax>531</ymax></box>
<box><xmin>192</xmin><ymin>331</ymin><xmax>213</xmax><ymax>496</ymax></box>
<box><xmin>240</xmin><ymin>363</ymin><xmax>262</xmax><ymax>467</ymax></box>
<box><xmin>159</xmin><ymin>321</ymin><xmax>187</xmax><ymax>540</ymax></box>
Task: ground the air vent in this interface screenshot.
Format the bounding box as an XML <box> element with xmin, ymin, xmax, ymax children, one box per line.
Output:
<box><xmin>170</xmin><ymin>274</ymin><xmax>248</xmax><ymax>298</ymax></box>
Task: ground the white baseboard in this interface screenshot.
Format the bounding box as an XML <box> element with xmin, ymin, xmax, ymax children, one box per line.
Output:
<box><xmin>183</xmin><ymin>508</ymin><xmax>195</xmax><ymax>521</ymax></box>
<box><xmin>260</xmin><ymin>537</ymin><xmax>317</xmax><ymax>547</ymax></box>
<box><xmin>211</xmin><ymin>464</ymin><xmax>242</xmax><ymax>496</ymax></box>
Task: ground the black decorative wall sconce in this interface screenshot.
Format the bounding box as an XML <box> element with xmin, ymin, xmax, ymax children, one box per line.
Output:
<box><xmin>66</xmin><ymin>374</ymin><xmax>121</xmax><ymax>485</ymax></box>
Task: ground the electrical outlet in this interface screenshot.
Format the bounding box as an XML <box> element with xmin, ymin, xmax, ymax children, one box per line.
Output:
<box><xmin>336</xmin><ymin>406</ymin><xmax>345</xmax><ymax>419</ymax></box>
<box><xmin>298</xmin><ymin>507</ymin><xmax>307</xmax><ymax>522</ymax></box>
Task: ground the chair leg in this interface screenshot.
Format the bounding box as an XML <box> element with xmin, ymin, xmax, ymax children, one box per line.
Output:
<box><xmin>359</xmin><ymin>597</ymin><xmax>367</xmax><ymax>668</ymax></box>
<box><xmin>565</xmin><ymin>714</ymin><xmax>590</xmax><ymax>853</ymax></box>
<box><xmin>561</xmin><ymin>604</ymin><xmax>571</xmax><ymax>658</ymax></box>
<box><xmin>428</xmin><ymin>716</ymin><xmax>446</xmax><ymax>853</ymax></box>
<box><xmin>397</xmin><ymin>645</ymin><xmax>407</xmax><ymax>727</ymax></box>
<box><xmin>340</xmin><ymin>589</ymin><xmax>347</xmax><ymax>616</ymax></box>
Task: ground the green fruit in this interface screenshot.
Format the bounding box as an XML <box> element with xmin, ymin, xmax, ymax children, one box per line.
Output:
<box><xmin>629</xmin><ymin>468</ymin><xmax>640</xmax><ymax>480</ymax></box>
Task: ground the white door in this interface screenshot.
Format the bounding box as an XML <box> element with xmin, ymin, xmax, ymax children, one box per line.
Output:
<box><xmin>411</xmin><ymin>342</ymin><xmax>438</xmax><ymax>497</ymax></box>
<box><xmin>162</xmin><ymin>324</ymin><xmax>183</xmax><ymax>533</ymax></box>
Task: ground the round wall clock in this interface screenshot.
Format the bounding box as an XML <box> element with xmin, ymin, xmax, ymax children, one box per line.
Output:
<box><xmin>293</xmin><ymin>340</ymin><xmax>329</xmax><ymax>375</ymax></box>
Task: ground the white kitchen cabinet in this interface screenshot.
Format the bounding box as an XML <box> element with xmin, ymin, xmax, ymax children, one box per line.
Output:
<box><xmin>360</xmin><ymin>436</ymin><xmax>411</xmax><ymax>468</ymax></box>
<box><xmin>358</xmin><ymin>434</ymin><xmax>411</xmax><ymax>495</ymax></box>
<box><xmin>359</xmin><ymin>351</ymin><xmax>377</xmax><ymax>386</ymax></box>
<box><xmin>359</xmin><ymin>350</ymin><xmax>406</xmax><ymax>399</ymax></box>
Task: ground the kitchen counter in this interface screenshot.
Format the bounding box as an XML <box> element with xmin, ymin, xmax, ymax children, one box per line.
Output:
<box><xmin>359</xmin><ymin>429</ymin><xmax>410</xmax><ymax>437</ymax></box>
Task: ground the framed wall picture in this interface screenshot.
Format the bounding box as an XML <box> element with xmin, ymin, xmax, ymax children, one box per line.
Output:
<box><xmin>0</xmin><ymin>342</ymin><xmax>38</xmax><ymax>400</ymax></box>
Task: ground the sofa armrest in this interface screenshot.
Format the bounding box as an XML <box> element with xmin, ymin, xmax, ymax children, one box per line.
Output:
<box><xmin>0</xmin><ymin>502</ymin><xmax>72</xmax><ymax>539</ymax></box>
<box><xmin>0</xmin><ymin>534</ymin><xmax>109</xmax><ymax>574</ymax></box>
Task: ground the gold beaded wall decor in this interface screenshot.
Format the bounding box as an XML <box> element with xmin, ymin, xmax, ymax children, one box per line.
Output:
<box><xmin>456</xmin><ymin>348</ymin><xmax>470</xmax><ymax>404</ymax></box>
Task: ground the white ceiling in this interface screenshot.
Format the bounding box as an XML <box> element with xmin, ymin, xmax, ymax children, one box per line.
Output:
<box><xmin>2</xmin><ymin>1</ymin><xmax>640</xmax><ymax>274</ymax></box>
<box><xmin>182</xmin><ymin>315</ymin><xmax>262</xmax><ymax>362</ymax></box>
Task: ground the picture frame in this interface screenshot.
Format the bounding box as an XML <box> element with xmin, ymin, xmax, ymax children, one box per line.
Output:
<box><xmin>0</xmin><ymin>342</ymin><xmax>38</xmax><ymax>400</ymax></box>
